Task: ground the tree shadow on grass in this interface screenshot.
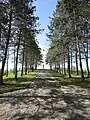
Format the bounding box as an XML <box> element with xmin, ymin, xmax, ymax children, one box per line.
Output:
<box><xmin>0</xmin><ymin>77</ymin><xmax>35</xmax><ymax>94</ymax></box>
<box><xmin>29</xmin><ymin>76</ymin><xmax>90</xmax><ymax>89</ymax></box>
<box><xmin>49</xmin><ymin>75</ymin><xmax>90</xmax><ymax>88</ymax></box>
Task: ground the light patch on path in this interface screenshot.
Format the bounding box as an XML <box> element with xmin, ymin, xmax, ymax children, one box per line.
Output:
<box><xmin>0</xmin><ymin>71</ymin><xmax>90</xmax><ymax>120</ymax></box>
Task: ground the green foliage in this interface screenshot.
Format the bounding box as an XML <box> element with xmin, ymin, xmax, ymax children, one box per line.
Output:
<box><xmin>0</xmin><ymin>0</ymin><xmax>42</xmax><ymax>83</ymax></box>
<box><xmin>46</xmin><ymin>0</ymin><xmax>90</xmax><ymax>79</ymax></box>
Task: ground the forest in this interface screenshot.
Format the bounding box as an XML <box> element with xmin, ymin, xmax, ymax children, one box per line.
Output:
<box><xmin>46</xmin><ymin>0</ymin><xmax>90</xmax><ymax>81</ymax></box>
<box><xmin>0</xmin><ymin>0</ymin><xmax>90</xmax><ymax>119</ymax></box>
<box><xmin>0</xmin><ymin>0</ymin><xmax>42</xmax><ymax>85</ymax></box>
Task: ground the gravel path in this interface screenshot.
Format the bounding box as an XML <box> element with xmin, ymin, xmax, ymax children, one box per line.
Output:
<box><xmin>0</xmin><ymin>71</ymin><xmax>90</xmax><ymax>120</ymax></box>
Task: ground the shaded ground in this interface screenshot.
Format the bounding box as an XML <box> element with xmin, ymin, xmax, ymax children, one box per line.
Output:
<box><xmin>0</xmin><ymin>70</ymin><xmax>90</xmax><ymax>120</ymax></box>
<box><xmin>0</xmin><ymin>72</ymin><xmax>38</xmax><ymax>94</ymax></box>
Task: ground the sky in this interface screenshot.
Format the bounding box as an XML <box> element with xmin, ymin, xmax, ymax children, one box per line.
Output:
<box><xmin>35</xmin><ymin>0</ymin><xmax>57</xmax><ymax>49</ymax></box>
<box><xmin>34</xmin><ymin>0</ymin><xmax>58</xmax><ymax>69</ymax></box>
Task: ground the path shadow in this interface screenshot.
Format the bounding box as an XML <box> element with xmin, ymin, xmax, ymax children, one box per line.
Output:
<box><xmin>0</xmin><ymin>74</ymin><xmax>90</xmax><ymax>120</ymax></box>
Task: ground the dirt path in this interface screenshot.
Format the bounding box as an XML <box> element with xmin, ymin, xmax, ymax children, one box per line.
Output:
<box><xmin>0</xmin><ymin>71</ymin><xmax>90</xmax><ymax>120</ymax></box>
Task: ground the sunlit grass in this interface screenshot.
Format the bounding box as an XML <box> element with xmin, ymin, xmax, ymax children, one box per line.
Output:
<box><xmin>51</xmin><ymin>70</ymin><xmax>90</xmax><ymax>88</ymax></box>
<box><xmin>0</xmin><ymin>71</ymin><xmax>39</xmax><ymax>94</ymax></box>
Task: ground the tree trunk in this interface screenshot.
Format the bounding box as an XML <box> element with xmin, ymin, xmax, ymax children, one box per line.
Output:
<box><xmin>62</xmin><ymin>64</ymin><xmax>63</xmax><ymax>74</ymax></box>
<box><xmin>68</xmin><ymin>47</ymin><xmax>71</xmax><ymax>78</ymax></box>
<box><xmin>86</xmin><ymin>42</ymin><xmax>89</xmax><ymax>77</ymax></box>
<box><xmin>14</xmin><ymin>44</ymin><xmax>16</xmax><ymax>72</ymax></box>
<box><xmin>50</xmin><ymin>62</ymin><xmax>52</xmax><ymax>70</ymax></box>
<box><xmin>71</xmin><ymin>49</ymin><xmax>73</xmax><ymax>74</ymax></box>
<box><xmin>83</xmin><ymin>42</ymin><xmax>89</xmax><ymax>78</ymax></box>
<box><xmin>15</xmin><ymin>31</ymin><xmax>21</xmax><ymax>80</ymax></box>
<box><xmin>6</xmin><ymin>50</ymin><xmax>9</xmax><ymax>77</ymax></box>
<box><xmin>25</xmin><ymin>50</ymin><xmax>27</xmax><ymax>75</ymax></box>
<box><xmin>59</xmin><ymin>63</ymin><xmax>61</xmax><ymax>74</ymax></box>
<box><xmin>31</xmin><ymin>66</ymin><xmax>34</xmax><ymax>72</ymax></box>
<box><xmin>0</xmin><ymin>28</ymin><xmax>1</xmax><ymax>44</ymax></box>
<box><xmin>75</xmin><ymin>47</ymin><xmax>79</xmax><ymax>75</ymax></box>
<box><xmin>35</xmin><ymin>63</ymin><xmax>37</xmax><ymax>70</ymax></box>
<box><xmin>73</xmin><ymin>12</ymin><xmax>84</xmax><ymax>81</ymax></box>
<box><xmin>0</xmin><ymin>6</ymin><xmax>12</xmax><ymax>85</ymax></box>
<box><xmin>77</xmin><ymin>41</ymin><xmax>84</xmax><ymax>81</ymax></box>
<box><xmin>21</xmin><ymin>48</ymin><xmax>25</xmax><ymax>76</ymax></box>
<box><xmin>64</xmin><ymin>56</ymin><xmax>66</xmax><ymax>76</ymax></box>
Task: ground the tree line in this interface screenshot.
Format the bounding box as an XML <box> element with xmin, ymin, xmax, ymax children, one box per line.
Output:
<box><xmin>0</xmin><ymin>0</ymin><xmax>42</xmax><ymax>85</ymax></box>
<box><xmin>46</xmin><ymin>0</ymin><xmax>90</xmax><ymax>81</ymax></box>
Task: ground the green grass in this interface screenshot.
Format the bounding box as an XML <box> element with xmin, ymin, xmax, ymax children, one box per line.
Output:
<box><xmin>51</xmin><ymin>70</ymin><xmax>90</xmax><ymax>88</ymax></box>
<box><xmin>0</xmin><ymin>71</ymin><xmax>38</xmax><ymax>94</ymax></box>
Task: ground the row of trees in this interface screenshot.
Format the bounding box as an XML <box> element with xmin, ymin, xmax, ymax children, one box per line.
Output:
<box><xmin>0</xmin><ymin>0</ymin><xmax>42</xmax><ymax>85</ymax></box>
<box><xmin>46</xmin><ymin>0</ymin><xmax>90</xmax><ymax>81</ymax></box>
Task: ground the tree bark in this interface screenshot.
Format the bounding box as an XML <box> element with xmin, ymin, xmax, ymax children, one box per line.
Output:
<box><xmin>71</xmin><ymin>49</ymin><xmax>73</xmax><ymax>74</ymax></box>
<box><xmin>6</xmin><ymin>50</ymin><xmax>9</xmax><ymax>77</ymax></box>
<box><xmin>86</xmin><ymin>42</ymin><xmax>89</xmax><ymax>77</ymax></box>
<box><xmin>62</xmin><ymin>64</ymin><xmax>63</xmax><ymax>74</ymax></box>
<box><xmin>64</xmin><ymin>56</ymin><xmax>66</xmax><ymax>76</ymax></box>
<box><xmin>35</xmin><ymin>63</ymin><xmax>37</xmax><ymax>70</ymax></box>
<box><xmin>77</xmin><ymin>41</ymin><xmax>84</xmax><ymax>81</ymax></box>
<box><xmin>83</xmin><ymin>42</ymin><xmax>89</xmax><ymax>78</ymax></box>
<box><xmin>73</xmin><ymin>11</ymin><xmax>84</xmax><ymax>81</ymax></box>
<box><xmin>50</xmin><ymin>62</ymin><xmax>52</xmax><ymax>70</ymax></box>
<box><xmin>0</xmin><ymin>6</ymin><xmax>12</xmax><ymax>84</ymax></box>
<box><xmin>0</xmin><ymin>28</ymin><xmax>1</xmax><ymax>44</ymax></box>
<box><xmin>25</xmin><ymin>50</ymin><xmax>27</xmax><ymax>75</ymax></box>
<box><xmin>14</xmin><ymin>44</ymin><xmax>16</xmax><ymax>72</ymax></box>
<box><xmin>68</xmin><ymin>47</ymin><xmax>71</xmax><ymax>78</ymax></box>
<box><xmin>15</xmin><ymin>31</ymin><xmax>21</xmax><ymax>80</ymax></box>
<box><xmin>75</xmin><ymin>46</ymin><xmax>79</xmax><ymax>75</ymax></box>
<box><xmin>59</xmin><ymin>63</ymin><xmax>61</xmax><ymax>74</ymax></box>
<box><xmin>21</xmin><ymin>40</ymin><xmax>25</xmax><ymax>76</ymax></box>
<box><xmin>21</xmin><ymin>48</ymin><xmax>25</xmax><ymax>76</ymax></box>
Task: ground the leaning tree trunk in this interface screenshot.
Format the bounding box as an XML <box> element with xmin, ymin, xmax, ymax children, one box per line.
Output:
<box><xmin>68</xmin><ymin>47</ymin><xmax>71</xmax><ymax>78</ymax></box>
<box><xmin>15</xmin><ymin>31</ymin><xmax>21</xmax><ymax>80</ymax></box>
<box><xmin>0</xmin><ymin>6</ymin><xmax>12</xmax><ymax>85</ymax></box>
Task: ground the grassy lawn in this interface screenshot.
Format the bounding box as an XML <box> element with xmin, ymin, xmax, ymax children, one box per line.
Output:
<box><xmin>51</xmin><ymin>70</ymin><xmax>90</xmax><ymax>88</ymax></box>
<box><xmin>0</xmin><ymin>71</ymin><xmax>38</xmax><ymax>94</ymax></box>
